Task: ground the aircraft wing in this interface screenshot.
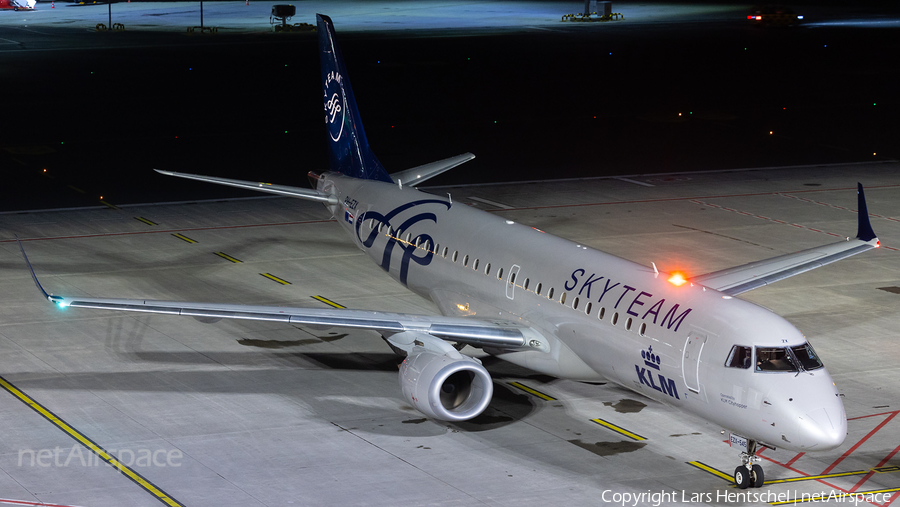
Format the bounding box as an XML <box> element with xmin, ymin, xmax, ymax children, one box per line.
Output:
<box><xmin>692</xmin><ymin>183</ymin><xmax>880</xmax><ymax>296</ymax></box>
<box><xmin>18</xmin><ymin>239</ymin><xmax>542</xmax><ymax>352</ymax></box>
<box><xmin>153</xmin><ymin>169</ymin><xmax>338</xmax><ymax>205</ymax></box>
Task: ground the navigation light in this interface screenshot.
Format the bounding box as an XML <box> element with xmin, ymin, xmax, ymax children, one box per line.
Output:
<box><xmin>668</xmin><ymin>272</ymin><xmax>687</xmax><ymax>286</ymax></box>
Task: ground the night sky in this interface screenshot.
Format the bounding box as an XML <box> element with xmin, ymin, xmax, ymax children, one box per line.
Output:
<box><xmin>1</xmin><ymin>1</ymin><xmax>898</xmax><ymax>211</ymax></box>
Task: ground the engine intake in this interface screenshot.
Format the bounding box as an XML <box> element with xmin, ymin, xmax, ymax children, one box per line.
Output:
<box><xmin>399</xmin><ymin>351</ymin><xmax>493</xmax><ymax>421</ymax></box>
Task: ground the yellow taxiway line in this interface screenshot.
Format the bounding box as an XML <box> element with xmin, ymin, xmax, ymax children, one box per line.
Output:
<box><xmin>0</xmin><ymin>375</ymin><xmax>184</xmax><ymax>507</ymax></box>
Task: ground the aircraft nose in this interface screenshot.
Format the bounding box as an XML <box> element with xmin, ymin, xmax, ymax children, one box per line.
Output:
<box><xmin>798</xmin><ymin>404</ymin><xmax>846</xmax><ymax>451</ymax></box>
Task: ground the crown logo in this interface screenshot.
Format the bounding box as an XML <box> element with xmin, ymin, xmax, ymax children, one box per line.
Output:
<box><xmin>641</xmin><ymin>346</ymin><xmax>661</xmax><ymax>370</ymax></box>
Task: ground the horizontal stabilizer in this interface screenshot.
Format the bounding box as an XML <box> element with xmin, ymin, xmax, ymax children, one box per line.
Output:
<box><xmin>154</xmin><ymin>169</ymin><xmax>337</xmax><ymax>205</ymax></box>
<box><xmin>693</xmin><ymin>183</ymin><xmax>879</xmax><ymax>296</ymax></box>
<box><xmin>390</xmin><ymin>153</ymin><xmax>475</xmax><ymax>187</ymax></box>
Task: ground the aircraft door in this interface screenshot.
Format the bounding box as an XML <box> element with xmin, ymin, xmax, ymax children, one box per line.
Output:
<box><xmin>682</xmin><ymin>332</ymin><xmax>707</xmax><ymax>394</ymax></box>
<box><xmin>506</xmin><ymin>264</ymin><xmax>521</xmax><ymax>300</ymax></box>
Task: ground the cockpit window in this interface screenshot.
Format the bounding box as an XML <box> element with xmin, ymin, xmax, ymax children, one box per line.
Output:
<box><xmin>725</xmin><ymin>345</ymin><xmax>752</xmax><ymax>369</ymax></box>
<box><xmin>790</xmin><ymin>342</ymin><xmax>824</xmax><ymax>371</ymax></box>
<box><xmin>755</xmin><ymin>347</ymin><xmax>798</xmax><ymax>372</ymax></box>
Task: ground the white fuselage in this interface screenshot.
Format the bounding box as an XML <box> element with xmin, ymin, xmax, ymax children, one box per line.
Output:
<box><xmin>322</xmin><ymin>173</ymin><xmax>846</xmax><ymax>452</ymax></box>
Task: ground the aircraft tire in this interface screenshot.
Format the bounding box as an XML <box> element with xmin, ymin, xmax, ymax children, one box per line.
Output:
<box><xmin>733</xmin><ymin>466</ymin><xmax>750</xmax><ymax>489</ymax></box>
<box><xmin>751</xmin><ymin>464</ymin><xmax>765</xmax><ymax>488</ymax></box>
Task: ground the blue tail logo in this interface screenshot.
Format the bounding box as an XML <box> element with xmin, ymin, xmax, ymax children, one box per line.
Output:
<box><xmin>317</xmin><ymin>14</ymin><xmax>393</xmax><ymax>183</ymax></box>
<box><xmin>324</xmin><ymin>71</ymin><xmax>345</xmax><ymax>143</ymax></box>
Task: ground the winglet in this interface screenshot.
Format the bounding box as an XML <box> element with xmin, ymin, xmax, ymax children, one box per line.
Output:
<box><xmin>16</xmin><ymin>236</ymin><xmax>51</xmax><ymax>301</ymax></box>
<box><xmin>856</xmin><ymin>183</ymin><xmax>878</xmax><ymax>242</ymax></box>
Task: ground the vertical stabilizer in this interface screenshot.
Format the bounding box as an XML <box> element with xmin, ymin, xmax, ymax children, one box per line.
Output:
<box><xmin>317</xmin><ymin>14</ymin><xmax>393</xmax><ymax>183</ymax></box>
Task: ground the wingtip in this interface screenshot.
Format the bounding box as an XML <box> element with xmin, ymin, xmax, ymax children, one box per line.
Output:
<box><xmin>16</xmin><ymin>236</ymin><xmax>51</xmax><ymax>301</ymax></box>
<box><xmin>856</xmin><ymin>183</ymin><xmax>878</xmax><ymax>242</ymax></box>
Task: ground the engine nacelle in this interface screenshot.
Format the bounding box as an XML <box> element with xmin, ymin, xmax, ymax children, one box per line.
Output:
<box><xmin>399</xmin><ymin>351</ymin><xmax>493</xmax><ymax>421</ymax></box>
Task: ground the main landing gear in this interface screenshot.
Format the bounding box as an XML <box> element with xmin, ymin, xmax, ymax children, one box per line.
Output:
<box><xmin>733</xmin><ymin>440</ymin><xmax>765</xmax><ymax>489</ymax></box>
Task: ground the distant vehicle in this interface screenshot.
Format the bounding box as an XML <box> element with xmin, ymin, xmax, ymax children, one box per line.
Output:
<box><xmin>0</xmin><ymin>0</ymin><xmax>36</xmax><ymax>10</ymax></box>
<box><xmin>748</xmin><ymin>5</ymin><xmax>804</xmax><ymax>26</ymax></box>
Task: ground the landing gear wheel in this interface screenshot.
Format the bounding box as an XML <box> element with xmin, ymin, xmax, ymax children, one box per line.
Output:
<box><xmin>734</xmin><ymin>466</ymin><xmax>750</xmax><ymax>489</ymax></box>
<box><xmin>751</xmin><ymin>464</ymin><xmax>765</xmax><ymax>488</ymax></box>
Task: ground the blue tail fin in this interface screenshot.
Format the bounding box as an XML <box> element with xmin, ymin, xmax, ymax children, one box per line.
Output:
<box><xmin>317</xmin><ymin>14</ymin><xmax>393</xmax><ymax>183</ymax></box>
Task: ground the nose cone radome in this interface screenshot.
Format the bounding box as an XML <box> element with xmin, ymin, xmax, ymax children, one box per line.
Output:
<box><xmin>770</xmin><ymin>369</ymin><xmax>847</xmax><ymax>452</ymax></box>
<box><xmin>798</xmin><ymin>404</ymin><xmax>847</xmax><ymax>451</ymax></box>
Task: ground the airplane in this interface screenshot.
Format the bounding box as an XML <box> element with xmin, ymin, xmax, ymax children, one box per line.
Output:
<box><xmin>19</xmin><ymin>13</ymin><xmax>881</xmax><ymax>489</ymax></box>
<box><xmin>0</xmin><ymin>0</ymin><xmax>36</xmax><ymax>10</ymax></box>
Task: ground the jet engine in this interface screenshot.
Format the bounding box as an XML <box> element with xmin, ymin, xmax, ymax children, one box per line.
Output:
<box><xmin>399</xmin><ymin>350</ymin><xmax>493</xmax><ymax>421</ymax></box>
<box><xmin>388</xmin><ymin>331</ymin><xmax>493</xmax><ymax>421</ymax></box>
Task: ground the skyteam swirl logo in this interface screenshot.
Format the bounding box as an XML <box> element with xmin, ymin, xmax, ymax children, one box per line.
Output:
<box><xmin>355</xmin><ymin>199</ymin><xmax>452</xmax><ymax>286</ymax></box>
<box><xmin>324</xmin><ymin>71</ymin><xmax>344</xmax><ymax>142</ymax></box>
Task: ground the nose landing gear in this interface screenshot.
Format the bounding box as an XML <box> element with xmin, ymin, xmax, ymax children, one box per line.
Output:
<box><xmin>734</xmin><ymin>440</ymin><xmax>765</xmax><ymax>489</ymax></box>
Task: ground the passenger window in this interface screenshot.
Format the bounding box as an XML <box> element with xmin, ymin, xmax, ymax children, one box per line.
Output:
<box><xmin>560</xmin><ymin>292</ymin><xmax>567</xmax><ymax>305</ymax></box>
<box><xmin>510</xmin><ymin>272</ymin><xmax>516</xmax><ymax>285</ymax></box>
<box><xmin>573</xmin><ymin>297</ymin><xmax>579</xmax><ymax>310</ymax></box>
<box><xmin>536</xmin><ymin>283</ymin><xmax>542</xmax><ymax>295</ymax></box>
<box><xmin>463</xmin><ymin>255</ymin><xmax>469</xmax><ymax>267</ymax></box>
<box><xmin>523</xmin><ymin>278</ymin><xmax>530</xmax><ymax>290</ymax></box>
<box><xmin>755</xmin><ymin>347</ymin><xmax>798</xmax><ymax>372</ymax></box>
<box><xmin>473</xmin><ymin>259</ymin><xmax>479</xmax><ymax>270</ymax></box>
<box><xmin>422</xmin><ymin>240</ymin><xmax>430</xmax><ymax>251</ymax></box>
<box><xmin>585</xmin><ymin>302</ymin><xmax>592</xmax><ymax>315</ymax></box>
<box><xmin>725</xmin><ymin>345</ymin><xmax>752</xmax><ymax>369</ymax></box>
<box><xmin>598</xmin><ymin>307</ymin><xmax>606</xmax><ymax>320</ymax></box>
<box><xmin>497</xmin><ymin>267</ymin><xmax>504</xmax><ymax>280</ymax></box>
<box><xmin>442</xmin><ymin>247</ymin><xmax>448</xmax><ymax>258</ymax></box>
<box><xmin>405</xmin><ymin>232</ymin><xmax>411</xmax><ymax>243</ymax></box>
<box><xmin>611</xmin><ymin>312</ymin><xmax>619</xmax><ymax>326</ymax></box>
<box><xmin>452</xmin><ymin>251</ymin><xmax>459</xmax><ymax>262</ymax></box>
<box><xmin>485</xmin><ymin>263</ymin><xmax>491</xmax><ymax>275</ymax></box>
<box><xmin>548</xmin><ymin>287</ymin><xmax>554</xmax><ymax>299</ymax></box>
<box><xmin>639</xmin><ymin>322</ymin><xmax>646</xmax><ymax>336</ymax></box>
<box><xmin>625</xmin><ymin>318</ymin><xmax>633</xmax><ymax>331</ymax></box>
<box><xmin>415</xmin><ymin>236</ymin><xmax>421</xmax><ymax>247</ymax></box>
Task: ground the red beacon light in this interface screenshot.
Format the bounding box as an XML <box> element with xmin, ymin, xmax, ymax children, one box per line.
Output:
<box><xmin>668</xmin><ymin>272</ymin><xmax>688</xmax><ymax>287</ymax></box>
